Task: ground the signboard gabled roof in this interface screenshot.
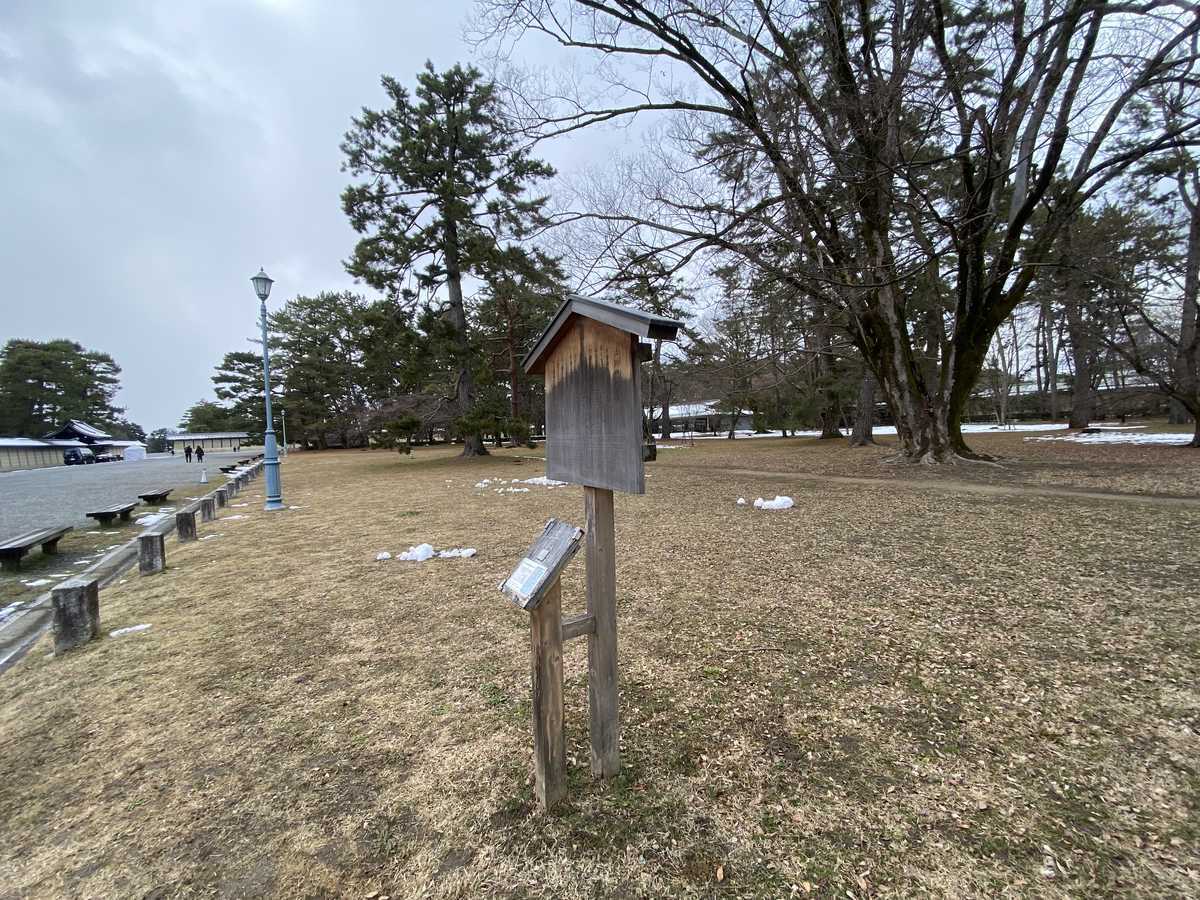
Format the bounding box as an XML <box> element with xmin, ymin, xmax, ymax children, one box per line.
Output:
<box><xmin>524</xmin><ymin>294</ymin><xmax>683</xmax><ymax>375</ymax></box>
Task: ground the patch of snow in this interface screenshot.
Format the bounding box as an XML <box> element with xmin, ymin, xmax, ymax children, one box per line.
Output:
<box><xmin>375</xmin><ymin>551</ymin><xmax>392</xmax><ymax>561</ymax></box>
<box><xmin>231</xmin><ymin>502</ymin><xmax>249</xmax><ymax>508</ymax></box>
<box><xmin>288</xmin><ymin>505</ymin><xmax>305</xmax><ymax>510</ymax></box>
<box><xmin>520</xmin><ymin>476</ymin><xmax>568</xmax><ymax>487</ymax></box>
<box><xmin>110</xmin><ymin>624</ymin><xmax>152</xmax><ymax>637</ymax></box>
<box><xmin>753</xmin><ymin>495</ymin><xmax>795</xmax><ymax>510</ymax></box>
<box><xmin>50</xmin><ymin>572</ymin><xmax>72</xmax><ymax>577</ymax></box>
<box><xmin>135</xmin><ymin>513</ymin><xmax>168</xmax><ymax>526</ymax></box>
<box><xmin>437</xmin><ymin>548</ymin><xmax>477</xmax><ymax>558</ymax></box>
<box><xmin>686</xmin><ymin>422</ymin><xmax>1071</xmax><ymax>440</ymax></box>
<box><xmin>0</xmin><ymin>601</ymin><xmax>24</xmax><ymax>625</ymax></box>
<box><xmin>223</xmin><ymin>514</ymin><xmax>249</xmax><ymax>520</ymax></box>
<box><xmin>397</xmin><ymin>543</ymin><xmax>435</xmax><ymax>562</ymax></box>
<box><xmin>199</xmin><ymin>534</ymin><xmax>224</xmax><ymax>541</ymax></box>
<box><xmin>497</xmin><ymin>487</ymin><xmax>531</xmax><ymax>494</ymax></box>
<box><xmin>21</xmin><ymin>578</ymin><xmax>52</xmax><ymax>587</ymax></box>
<box><xmin>736</xmin><ymin>498</ymin><xmax>747</xmax><ymax>506</ymax></box>
<box><xmin>1026</xmin><ymin>431</ymin><xmax>1190</xmax><ymax>446</ymax></box>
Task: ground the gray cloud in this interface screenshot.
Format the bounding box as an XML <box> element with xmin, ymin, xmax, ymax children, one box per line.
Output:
<box><xmin>0</xmin><ymin>0</ymin><xmax>482</xmax><ymax>430</ymax></box>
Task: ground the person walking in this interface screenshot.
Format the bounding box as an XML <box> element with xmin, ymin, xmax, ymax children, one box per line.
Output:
<box><xmin>196</xmin><ymin>445</ymin><xmax>205</xmax><ymax>463</ymax></box>
<box><xmin>184</xmin><ymin>445</ymin><xmax>193</xmax><ymax>463</ymax></box>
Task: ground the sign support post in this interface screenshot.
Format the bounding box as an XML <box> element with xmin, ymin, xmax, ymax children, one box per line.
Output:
<box><xmin>585</xmin><ymin>486</ymin><xmax>620</xmax><ymax>778</ymax></box>
<box><xmin>530</xmin><ymin>579</ymin><xmax>566</xmax><ymax>810</ymax></box>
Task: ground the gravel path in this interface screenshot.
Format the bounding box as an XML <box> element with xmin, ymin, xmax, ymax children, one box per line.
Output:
<box><xmin>0</xmin><ymin>452</ymin><xmax>249</xmax><ymax>534</ymax></box>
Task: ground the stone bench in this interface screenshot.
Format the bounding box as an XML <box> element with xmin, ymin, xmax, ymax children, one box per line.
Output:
<box><xmin>138</xmin><ymin>489</ymin><xmax>172</xmax><ymax>505</ymax></box>
<box><xmin>0</xmin><ymin>526</ymin><xmax>73</xmax><ymax>572</ymax></box>
<box><xmin>85</xmin><ymin>501</ymin><xmax>138</xmax><ymax>525</ymax></box>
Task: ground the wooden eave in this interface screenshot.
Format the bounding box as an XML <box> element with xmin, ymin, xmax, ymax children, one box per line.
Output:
<box><xmin>523</xmin><ymin>295</ymin><xmax>683</xmax><ymax>375</ymax></box>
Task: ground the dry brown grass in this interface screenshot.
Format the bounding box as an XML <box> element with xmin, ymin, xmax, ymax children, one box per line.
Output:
<box><xmin>1</xmin><ymin>437</ymin><xmax>1197</xmax><ymax>899</ymax></box>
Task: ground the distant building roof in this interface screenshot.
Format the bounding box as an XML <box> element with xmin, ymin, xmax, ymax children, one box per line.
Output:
<box><xmin>0</xmin><ymin>437</ymin><xmax>85</xmax><ymax>449</ymax></box>
<box><xmin>166</xmin><ymin>432</ymin><xmax>249</xmax><ymax>440</ymax></box>
<box><xmin>44</xmin><ymin>419</ymin><xmax>112</xmax><ymax>442</ymax></box>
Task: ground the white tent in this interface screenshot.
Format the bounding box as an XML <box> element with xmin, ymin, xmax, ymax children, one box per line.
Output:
<box><xmin>122</xmin><ymin>445</ymin><xmax>147</xmax><ymax>462</ymax></box>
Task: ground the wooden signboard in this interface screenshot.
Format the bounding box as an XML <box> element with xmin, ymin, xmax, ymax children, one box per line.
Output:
<box><xmin>544</xmin><ymin>319</ymin><xmax>644</xmax><ymax>493</ymax></box>
<box><xmin>526</xmin><ymin>295</ymin><xmax>683</xmax><ymax>496</ymax></box>
<box><xmin>517</xmin><ymin>294</ymin><xmax>682</xmax><ymax>811</ymax></box>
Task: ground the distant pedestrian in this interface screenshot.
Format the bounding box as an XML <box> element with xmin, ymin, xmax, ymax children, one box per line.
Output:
<box><xmin>196</xmin><ymin>446</ymin><xmax>205</xmax><ymax>463</ymax></box>
<box><xmin>184</xmin><ymin>445</ymin><xmax>193</xmax><ymax>463</ymax></box>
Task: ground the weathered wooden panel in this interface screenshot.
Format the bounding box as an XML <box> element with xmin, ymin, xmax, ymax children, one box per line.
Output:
<box><xmin>544</xmin><ymin>319</ymin><xmax>644</xmax><ymax>494</ymax></box>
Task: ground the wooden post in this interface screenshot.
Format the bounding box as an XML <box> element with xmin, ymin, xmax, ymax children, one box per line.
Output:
<box><xmin>51</xmin><ymin>578</ymin><xmax>100</xmax><ymax>654</ymax></box>
<box><xmin>176</xmin><ymin>508</ymin><xmax>197</xmax><ymax>542</ymax></box>
<box><xmin>138</xmin><ymin>532</ymin><xmax>165</xmax><ymax>574</ymax></box>
<box><xmin>200</xmin><ymin>497</ymin><xmax>216</xmax><ymax>522</ymax></box>
<box><xmin>215</xmin><ymin>487</ymin><xmax>228</xmax><ymax>508</ymax></box>
<box><xmin>585</xmin><ymin>486</ymin><xmax>620</xmax><ymax>779</ymax></box>
<box><xmin>531</xmin><ymin>578</ymin><xmax>566</xmax><ymax>812</ymax></box>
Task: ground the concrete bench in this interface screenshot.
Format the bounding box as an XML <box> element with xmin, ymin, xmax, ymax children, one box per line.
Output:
<box><xmin>0</xmin><ymin>526</ymin><xmax>73</xmax><ymax>572</ymax></box>
<box><xmin>138</xmin><ymin>489</ymin><xmax>172</xmax><ymax>505</ymax></box>
<box><xmin>219</xmin><ymin>465</ymin><xmax>238</xmax><ymax>474</ymax></box>
<box><xmin>85</xmin><ymin>501</ymin><xmax>138</xmax><ymax>525</ymax></box>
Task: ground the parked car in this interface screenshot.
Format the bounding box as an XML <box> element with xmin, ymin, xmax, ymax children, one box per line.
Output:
<box><xmin>63</xmin><ymin>448</ymin><xmax>96</xmax><ymax>465</ymax></box>
<box><xmin>93</xmin><ymin>452</ymin><xmax>116</xmax><ymax>463</ymax></box>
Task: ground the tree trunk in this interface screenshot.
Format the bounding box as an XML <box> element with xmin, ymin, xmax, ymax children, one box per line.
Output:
<box><xmin>817</xmin><ymin>325</ymin><xmax>841</xmax><ymax>439</ymax></box>
<box><xmin>443</xmin><ymin>220</ymin><xmax>487</xmax><ymax>457</ymax></box>
<box><xmin>1062</xmin><ymin>226</ymin><xmax>1093</xmax><ymax>430</ymax></box>
<box><xmin>849</xmin><ymin>371</ymin><xmax>876</xmax><ymax>446</ymax></box>
<box><xmin>1174</xmin><ymin>198</ymin><xmax>1200</xmax><ymax>430</ymax></box>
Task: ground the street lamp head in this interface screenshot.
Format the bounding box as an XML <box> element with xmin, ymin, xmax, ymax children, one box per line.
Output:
<box><xmin>251</xmin><ymin>267</ymin><xmax>274</xmax><ymax>302</ymax></box>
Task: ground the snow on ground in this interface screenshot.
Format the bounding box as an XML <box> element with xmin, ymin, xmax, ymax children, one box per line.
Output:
<box><xmin>378</xmin><ymin>544</ymin><xmax>478</xmax><ymax>562</ymax></box>
<box><xmin>684</xmin><ymin>422</ymin><xmax>1071</xmax><ymax>440</ymax></box>
<box><xmin>135</xmin><ymin>513</ymin><xmax>169</xmax><ymax>527</ymax></box>
<box><xmin>475</xmin><ymin>476</ymin><xmax>568</xmax><ymax>491</ymax></box>
<box><xmin>110</xmin><ymin>624</ymin><xmax>152</xmax><ymax>637</ymax></box>
<box><xmin>20</xmin><ymin>578</ymin><xmax>52</xmax><ymax>587</ymax></box>
<box><xmin>1027</xmin><ymin>431</ymin><xmax>1191</xmax><ymax>446</ymax></box>
<box><xmin>736</xmin><ymin>498</ymin><xmax>747</xmax><ymax>506</ymax></box>
<box><xmin>0</xmin><ymin>602</ymin><xmax>23</xmax><ymax>626</ymax></box>
<box><xmin>753</xmin><ymin>495</ymin><xmax>795</xmax><ymax>510</ymax></box>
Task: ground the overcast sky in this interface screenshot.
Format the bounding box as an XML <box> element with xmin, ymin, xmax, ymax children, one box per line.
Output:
<box><xmin>0</xmin><ymin>0</ymin><xmax>614</xmax><ymax>431</ymax></box>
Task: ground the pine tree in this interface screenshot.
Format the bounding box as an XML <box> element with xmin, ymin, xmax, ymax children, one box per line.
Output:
<box><xmin>342</xmin><ymin>62</ymin><xmax>554</xmax><ymax>456</ymax></box>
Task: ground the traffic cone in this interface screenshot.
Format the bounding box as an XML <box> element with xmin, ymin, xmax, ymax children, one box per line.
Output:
<box><xmin>199</xmin><ymin>468</ymin><xmax>208</xmax><ymax>484</ymax></box>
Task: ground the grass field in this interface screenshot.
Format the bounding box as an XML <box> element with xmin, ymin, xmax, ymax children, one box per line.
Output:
<box><xmin>1</xmin><ymin>432</ymin><xmax>1197</xmax><ymax>898</ymax></box>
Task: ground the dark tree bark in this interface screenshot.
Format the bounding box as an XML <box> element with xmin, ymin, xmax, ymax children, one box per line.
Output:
<box><xmin>1062</xmin><ymin>227</ymin><xmax>1094</xmax><ymax>430</ymax></box>
<box><xmin>444</xmin><ymin>220</ymin><xmax>488</xmax><ymax>457</ymax></box>
<box><xmin>849</xmin><ymin>372</ymin><xmax>877</xmax><ymax>447</ymax></box>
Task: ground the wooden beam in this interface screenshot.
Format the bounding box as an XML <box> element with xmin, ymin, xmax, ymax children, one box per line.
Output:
<box><xmin>561</xmin><ymin>612</ymin><xmax>596</xmax><ymax>641</ymax></box>
<box><xmin>530</xmin><ymin>578</ymin><xmax>566</xmax><ymax>812</ymax></box>
<box><xmin>585</xmin><ymin>486</ymin><xmax>620</xmax><ymax>779</ymax></box>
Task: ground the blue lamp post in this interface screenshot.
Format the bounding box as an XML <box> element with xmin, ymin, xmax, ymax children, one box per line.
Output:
<box><xmin>251</xmin><ymin>267</ymin><xmax>284</xmax><ymax>511</ymax></box>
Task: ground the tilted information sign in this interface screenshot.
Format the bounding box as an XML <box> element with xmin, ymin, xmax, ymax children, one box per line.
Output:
<box><xmin>500</xmin><ymin>518</ymin><xmax>584</xmax><ymax>611</ymax></box>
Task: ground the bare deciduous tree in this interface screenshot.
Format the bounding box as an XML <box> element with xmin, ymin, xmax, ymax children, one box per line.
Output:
<box><xmin>474</xmin><ymin>0</ymin><xmax>1200</xmax><ymax>462</ymax></box>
